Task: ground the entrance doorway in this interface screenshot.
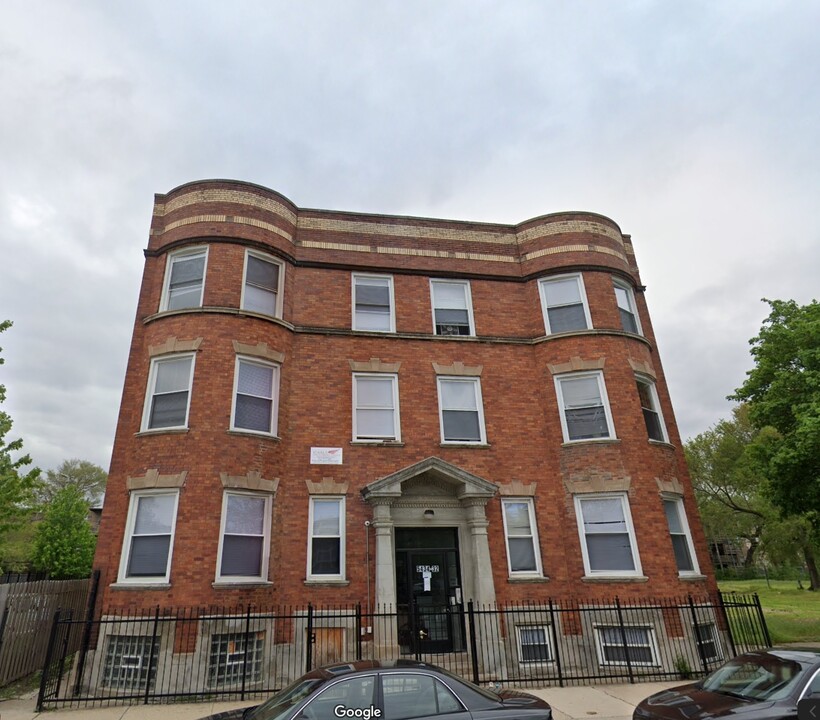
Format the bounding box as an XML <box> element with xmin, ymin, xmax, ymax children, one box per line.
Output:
<box><xmin>395</xmin><ymin>527</ymin><xmax>464</xmax><ymax>653</ymax></box>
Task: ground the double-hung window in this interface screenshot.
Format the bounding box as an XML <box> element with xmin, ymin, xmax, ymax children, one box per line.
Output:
<box><xmin>517</xmin><ymin>626</ymin><xmax>552</xmax><ymax>664</ymax></box>
<box><xmin>242</xmin><ymin>251</ymin><xmax>283</xmax><ymax>317</ymax></box>
<box><xmin>430</xmin><ymin>280</ymin><xmax>474</xmax><ymax>336</ymax></box>
<box><xmin>555</xmin><ymin>371</ymin><xmax>615</xmax><ymax>442</ymax></box>
<box><xmin>663</xmin><ymin>497</ymin><xmax>699</xmax><ymax>575</ymax></box>
<box><xmin>353</xmin><ymin>374</ymin><xmax>400</xmax><ymax>441</ymax></box>
<box><xmin>539</xmin><ymin>274</ymin><xmax>591</xmax><ymax>334</ymax></box>
<box><xmin>308</xmin><ymin>497</ymin><xmax>345</xmax><ymax>580</ymax></box>
<box><xmin>636</xmin><ymin>377</ymin><xmax>667</xmax><ymax>442</ymax></box>
<box><xmin>613</xmin><ymin>279</ymin><xmax>641</xmax><ymax>334</ymax></box>
<box><xmin>231</xmin><ymin>357</ymin><xmax>279</xmax><ymax>436</ymax></box>
<box><xmin>352</xmin><ymin>274</ymin><xmax>394</xmax><ymax>332</ymax></box>
<box><xmin>575</xmin><ymin>494</ymin><xmax>641</xmax><ymax>577</ymax></box>
<box><xmin>501</xmin><ymin>499</ymin><xmax>542</xmax><ymax>575</ymax></box>
<box><xmin>216</xmin><ymin>492</ymin><xmax>271</xmax><ymax>582</ymax></box>
<box><xmin>437</xmin><ymin>377</ymin><xmax>486</xmax><ymax>444</ymax></box>
<box><xmin>161</xmin><ymin>247</ymin><xmax>207</xmax><ymax>311</ymax></box>
<box><xmin>118</xmin><ymin>490</ymin><xmax>179</xmax><ymax>583</ymax></box>
<box><xmin>694</xmin><ymin>623</ymin><xmax>721</xmax><ymax>661</ymax></box>
<box><xmin>595</xmin><ymin>626</ymin><xmax>658</xmax><ymax>666</ymax></box>
<box><xmin>142</xmin><ymin>354</ymin><xmax>195</xmax><ymax>431</ymax></box>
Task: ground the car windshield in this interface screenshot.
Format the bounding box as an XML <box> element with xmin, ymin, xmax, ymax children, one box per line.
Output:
<box><xmin>248</xmin><ymin>677</ymin><xmax>325</xmax><ymax>720</ymax></box>
<box><xmin>700</xmin><ymin>655</ymin><xmax>804</xmax><ymax>701</ymax></box>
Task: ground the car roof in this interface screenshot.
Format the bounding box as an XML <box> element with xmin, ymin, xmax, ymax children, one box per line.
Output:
<box><xmin>307</xmin><ymin>659</ymin><xmax>445</xmax><ymax>681</ymax></box>
<box><xmin>743</xmin><ymin>647</ymin><xmax>820</xmax><ymax>663</ymax></box>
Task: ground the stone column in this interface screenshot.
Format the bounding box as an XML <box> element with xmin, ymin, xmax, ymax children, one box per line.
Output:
<box><xmin>463</xmin><ymin>498</ymin><xmax>497</xmax><ymax>606</ymax></box>
<box><xmin>370</xmin><ymin>498</ymin><xmax>398</xmax><ymax>656</ymax></box>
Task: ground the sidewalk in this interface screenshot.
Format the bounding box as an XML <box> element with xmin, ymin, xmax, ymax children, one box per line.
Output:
<box><xmin>0</xmin><ymin>681</ymin><xmax>680</xmax><ymax>720</ymax></box>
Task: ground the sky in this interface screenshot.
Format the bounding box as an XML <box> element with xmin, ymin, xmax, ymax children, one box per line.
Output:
<box><xmin>1</xmin><ymin>1</ymin><xmax>818</xmax><ymax>475</ymax></box>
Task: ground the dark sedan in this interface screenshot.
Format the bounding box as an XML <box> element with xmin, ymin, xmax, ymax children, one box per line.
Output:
<box><xmin>200</xmin><ymin>660</ymin><xmax>551</xmax><ymax>720</ymax></box>
<box><xmin>634</xmin><ymin>647</ymin><xmax>820</xmax><ymax>720</ymax></box>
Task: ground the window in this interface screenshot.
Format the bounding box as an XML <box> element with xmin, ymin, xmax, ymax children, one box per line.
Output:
<box><xmin>161</xmin><ymin>247</ymin><xmax>207</xmax><ymax>311</ymax></box>
<box><xmin>575</xmin><ymin>494</ymin><xmax>641</xmax><ymax>576</ymax></box>
<box><xmin>636</xmin><ymin>377</ymin><xmax>667</xmax><ymax>442</ymax></box>
<box><xmin>352</xmin><ymin>274</ymin><xmax>394</xmax><ymax>332</ymax></box>
<box><xmin>694</xmin><ymin>622</ymin><xmax>722</xmax><ymax>661</ymax></box>
<box><xmin>353</xmin><ymin>374</ymin><xmax>400</xmax><ymax>441</ymax></box>
<box><xmin>382</xmin><ymin>674</ymin><xmax>462</xmax><ymax>719</ymax></box>
<box><xmin>437</xmin><ymin>377</ymin><xmax>486</xmax><ymax>444</ymax></box>
<box><xmin>208</xmin><ymin>631</ymin><xmax>265</xmax><ymax>687</ymax></box>
<box><xmin>216</xmin><ymin>492</ymin><xmax>271</xmax><ymax>581</ymax></box>
<box><xmin>595</xmin><ymin>625</ymin><xmax>658</xmax><ymax>666</ymax></box>
<box><xmin>539</xmin><ymin>274</ymin><xmax>591</xmax><ymax>334</ymax></box>
<box><xmin>664</xmin><ymin>497</ymin><xmax>700</xmax><ymax>575</ymax></box>
<box><xmin>242</xmin><ymin>250</ymin><xmax>283</xmax><ymax>317</ymax></box>
<box><xmin>430</xmin><ymin>280</ymin><xmax>474</xmax><ymax>336</ymax></box>
<box><xmin>142</xmin><ymin>354</ymin><xmax>195</xmax><ymax>431</ymax></box>
<box><xmin>231</xmin><ymin>357</ymin><xmax>279</xmax><ymax>435</ymax></box>
<box><xmin>308</xmin><ymin>497</ymin><xmax>345</xmax><ymax>579</ymax></box>
<box><xmin>555</xmin><ymin>371</ymin><xmax>615</xmax><ymax>442</ymax></box>
<box><xmin>302</xmin><ymin>675</ymin><xmax>376</xmax><ymax>719</ymax></box>
<box><xmin>501</xmin><ymin>499</ymin><xmax>542</xmax><ymax>575</ymax></box>
<box><xmin>517</xmin><ymin>626</ymin><xmax>552</xmax><ymax>664</ymax></box>
<box><xmin>118</xmin><ymin>491</ymin><xmax>179</xmax><ymax>583</ymax></box>
<box><xmin>613</xmin><ymin>279</ymin><xmax>641</xmax><ymax>334</ymax></box>
<box><xmin>102</xmin><ymin>635</ymin><xmax>158</xmax><ymax>690</ymax></box>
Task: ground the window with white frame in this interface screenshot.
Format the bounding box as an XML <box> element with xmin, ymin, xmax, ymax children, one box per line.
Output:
<box><xmin>231</xmin><ymin>357</ymin><xmax>279</xmax><ymax>435</ymax></box>
<box><xmin>142</xmin><ymin>354</ymin><xmax>195</xmax><ymax>431</ymax></box>
<box><xmin>575</xmin><ymin>494</ymin><xmax>641</xmax><ymax>576</ymax></box>
<box><xmin>430</xmin><ymin>280</ymin><xmax>474</xmax><ymax>336</ymax></box>
<box><xmin>613</xmin><ymin>279</ymin><xmax>641</xmax><ymax>334</ymax></box>
<box><xmin>437</xmin><ymin>377</ymin><xmax>486</xmax><ymax>444</ymax></box>
<box><xmin>102</xmin><ymin>635</ymin><xmax>158</xmax><ymax>690</ymax></box>
<box><xmin>242</xmin><ymin>251</ymin><xmax>283</xmax><ymax>317</ymax></box>
<box><xmin>694</xmin><ymin>622</ymin><xmax>721</xmax><ymax>661</ymax></box>
<box><xmin>595</xmin><ymin>625</ymin><xmax>658</xmax><ymax>666</ymax></box>
<box><xmin>308</xmin><ymin>497</ymin><xmax>345</xmax><ymax>579</ymax></box>
<box><xmin>118</xmin><ymin>491</ymin><xmax>179</xmax><ymax>583</ymax></box>
<box><xmin>502</xmin><ymin>499</ymin><xmax>542</xmax><ymax>575</ymax></box>
<box><xmin>216</xmin><ymin>492</ymin><xmax>271</xmax><ymax>581</ymax></box>
<box><xmin>517</xmin><ymin>626</ymin><xmax>552</xmax><ymax>664</ymax></box>
<box><xmin>207</xmin><ymin>631</ymin><xmax>265</xmax><ymax>687</ymax></box>
<box><xmin>161</xmin><ymin>247</ymin><xmax>207</xmax><ymax>311</ymax></box>
<box><xmin>539</xmin><ymin>274</ymin><xmax>591</xmax><ymax>334</ymax></box>
<box><xmin>636</xmin><ymin>377</ymin><xmax>667</xmax><ymax>442</ymax></box>
<box><xmin>555</xmin><ymin>371</ymin><xmax>615</xmax><ymax>442</ymax></box>
<box><xmin>352</xmin><ymin>274</ymin><xmax>394</xmax><ymax>332</ymax></box>
<box><xmin>353</xmin><ymin>374</ymin><xmax>400</xmax><ymax>441</ymax></box>
<box><xmin>663</xmin><ymin>497</ymin><xmax>699</xmax><ymax>575</ymax></box>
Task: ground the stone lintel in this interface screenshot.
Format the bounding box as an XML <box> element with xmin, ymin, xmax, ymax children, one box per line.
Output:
<box><xmin>306</xmin><ymin>477</ymin><xmax>349</xmax><ymax>495</ymax></box>
<box><xmin>564</xmin><ymin>473</ymin><xmax>631</xmax><ymax>494</ymax></box>
<box><xmin>149</xmin><ymin>337</ymin><xmax>203</xmax><ymax>357</ymax></box>
<box><xmin>127</xmin><ymin>469</ymin><xmax>187</xmax><ymax>490</ymax></box>
<box><xmin>629</xmin><ymin>358</ymin><xmax>656</xmax><ymax>379</ymax></box>
<box><xmin>220</xmin><ymin>471</ymin><xmax>279</xmax><ymax>494</ymax></box>
<box><xmin>656</xmin><ymin>477</ymin><xmax>684</xmax><ymax>496</ymax></box>
<box><xmin>349</xmin><ymin>358</ymin><xmax>401</xmax><ymax>373</ymax></box>
<box><xmin>548</xmin><ymin>356</ymin><xmax>606</xmax><ymax>375</ymax></box>
<box><xmin>233</xmin><ymin>341</ymin><xmax>285</xmax><ymax>363</ymax></box>
<box><xmin>498</xmin><ymin>480</ymin><xmax>537</xmax><ymax>497</ymax></box>
<box><xmin>432</xmin><ymin>361</ymin><xmax>483</xmax><ymax>376</ymax></box>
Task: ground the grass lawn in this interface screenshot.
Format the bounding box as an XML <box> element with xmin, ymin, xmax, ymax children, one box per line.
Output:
<box><xmin>719</xmin><ymin>579</ymin><xmax>820</xmax><ymax>644</ymax></box>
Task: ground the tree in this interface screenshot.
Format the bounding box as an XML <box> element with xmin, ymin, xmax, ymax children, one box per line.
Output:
<box><xmin>731</xmin><ymin>298</ymin><xmax>820</xmax><ymax>588</ymax></box>
<box><xmin>37</xmin><ymin>458</ymin><xmax>107</xmax><ymax>506</ymax></box>
<box><xmin>0</xmin><ymin>320</ymin><xmax>40</xmax><ymax>571</ymax></box>
<box><xmin>31</xmin><ymin>485</ymin><xmax>96</xmax><ymax>579</ymax></box>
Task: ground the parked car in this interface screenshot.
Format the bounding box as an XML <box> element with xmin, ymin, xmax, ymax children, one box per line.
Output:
<box><xmin>200</xmin><ymin>659</ymin><xmax>552</xmax><ymax>720</ymax></box>
<box><xmin>633</xmin><ymin>647</ymin><xmax>820</xmax><ymax>720</ymax></box>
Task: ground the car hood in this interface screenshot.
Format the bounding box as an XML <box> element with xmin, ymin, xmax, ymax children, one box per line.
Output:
<box><xmin>636</xmin><ymin>685</ymin><xmax>775</xmax><ymax>720</ymax></box>
<box><xmin>498</xmin><ymin>689</ymin><xmax>552</xmax><ymax>708</ymax></box>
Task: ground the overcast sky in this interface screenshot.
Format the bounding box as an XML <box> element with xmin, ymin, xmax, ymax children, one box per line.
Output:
<box><xmin>1</xmin><ymin>1</ymin><xmax>818</xmax><ymax>475</ymax></box>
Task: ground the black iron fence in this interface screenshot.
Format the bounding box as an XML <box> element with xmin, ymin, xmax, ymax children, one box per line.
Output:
<box><xmin>37</xmin><ymin>592</ymin><xmax>770</xmax><ymax>710</ymax></box>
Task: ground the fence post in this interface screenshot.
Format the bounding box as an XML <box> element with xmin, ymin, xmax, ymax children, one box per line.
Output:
<box><xmin>144</xmin><ymin>606</ymin><xmax>161</xmax><ymax>705</ymax></box>
<box><xmin>241</xmin><ymin>604</ymin><xmax>252</xmax><ymax>701</ymax></box>
<box><xmin>615</xmin><ymin>598</ymin><xmax>635</xmax><ymax>684</ymax></box>
<box><xmin>355</xmin><ymin>604</ymin><xmax>363</xmax><ymax>661</ymax></box>
<box><xmin>73</xmin><ymin>570</ymin><xmax>100</xmax><ymax>696</ymax></box>
<box><xmin>687</xmin><ymin>595</ymin><xmax>710</xmax><ymax>675</ymax></box>
<box><xmin>753</xmin><ymin>594</ymin><xmax>772</xmax><ymax>648</ymax></box>
<box><xmin>305</xmin><ymin>603</ymin><xmax>314</xmax><ymax>673</ymax></box>
<box><xmin>716</xmin><ymin>592</ymin><xmax>738</xmax><ymax>658</ymax></box>
<box><xmin>467</xmin><ymin>601</ymin><xmax>480</xmax><ymax>686</ymax></box>
<box><xmin>36</xmin><ymin>609</ymin><xmax>62</xmax><ymax>712</ymax></box>
<box><xmin>548</xmin><ymin>599</ymin><xmax>564</xmax><ymax>688</ymax></box>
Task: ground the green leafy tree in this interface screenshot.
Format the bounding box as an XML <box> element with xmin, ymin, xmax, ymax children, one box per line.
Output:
<box><xmin>37</xmin><ymin>458</ymin><xmax>107</xmax><ymax>506</ymax></box>
<box><xmin>731</xmin><ymin>298</ymin><xmax>820</xmax><ymax>588</ymax></box>
<box><xmin>31</xmin><ymin>485</ymin><xmax>96</xmax><ymax>579</ymax></box>
<box><xmin>0</xmin><ymin>320</ymin><xmax>40</xmax><ymax>571</ymax></box>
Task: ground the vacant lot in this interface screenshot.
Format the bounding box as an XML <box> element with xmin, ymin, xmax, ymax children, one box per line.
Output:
<box><xmin>719</xmin><ymin>579</ymin><xmax>820</xmax><ymax>644</ymax></box>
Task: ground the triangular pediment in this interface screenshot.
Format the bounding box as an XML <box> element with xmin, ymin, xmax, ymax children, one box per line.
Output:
<box><xmin>361</xmin><ymin>456</ymin><xmax>498</xmax><ymax>501</ymax></box>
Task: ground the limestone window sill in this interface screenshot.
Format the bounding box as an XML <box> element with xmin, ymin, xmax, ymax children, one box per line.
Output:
<box><xmin>581</xmin><ymin>575</ymin><xmax>649</xmax><ymax>583</ymax></box>
<box><xmin>110</xmin><ymin>582</ymin><xmax>171</xmax><ymax>590</ymax></box>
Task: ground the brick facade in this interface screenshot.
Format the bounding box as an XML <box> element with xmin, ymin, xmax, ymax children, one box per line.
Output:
<box><xmin>93</xmin><ymin>179</ymin><xmax>715</xmax><ymax>619</ymax></box>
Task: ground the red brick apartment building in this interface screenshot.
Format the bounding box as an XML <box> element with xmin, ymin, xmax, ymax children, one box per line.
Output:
<box><xmin>91</xmin><ymin>179</ymin><xmax>716</xmax><ymax>680</ymax></box>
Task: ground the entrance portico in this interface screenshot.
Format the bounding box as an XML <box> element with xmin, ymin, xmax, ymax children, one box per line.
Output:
<box><xmin>361</xmin><ymin>457</ymin><xmax>499</xmax><ymax>618</ymax></box>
